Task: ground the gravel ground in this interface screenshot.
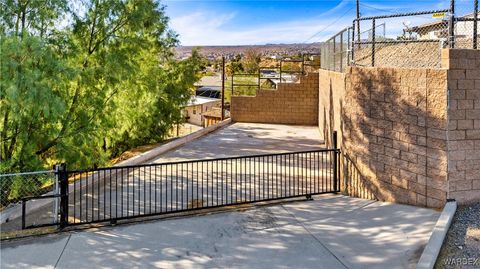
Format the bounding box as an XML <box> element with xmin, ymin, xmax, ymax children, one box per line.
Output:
<box><xmin>435</xmin><ymin>202</ymin><xmax>480</xmax><ymax>269</ymax></box>
<box><xmin>354</xmin><ymin>42</ymin><xmax>442</xmax><ymax>68</ymax></box>
<box><xmin>352</xmin><ymin>38</ymin><xmax>475</xmax><ymax>69</ymax></box>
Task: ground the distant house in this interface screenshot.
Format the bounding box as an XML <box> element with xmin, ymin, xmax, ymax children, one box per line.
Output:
<box><xmin>201</xmin><ymin>107</ymin><xmax>229</xmax><ymax>127</ymax></box>
<box><xmin>184</xmin><ymin>96</ymin><xmax>221</xmax><ymax>126</ymax></box>
<box><xmin>265</xmin><ymin>73</ymin><xmax>298</xmax><ymax>87</ymax></box>
<box><xmin>194</xmin><ymin>75</ymin><xmax>222</xmax><ymax>89</ymax></box>
<box><xmin>260</xmin><ymin>69</ymin><xmax>278</xmax><ymax>78</ymax></box>
<box><xmin>409</xmin><ymin>20</ymin><xmax>448</xmax><ymax>40</ymax></box>
<box><xmin>196</xmin><ymin>86</ymin><xmax>221</xmax><ymax>99</ymax></box>
<box><xmin>410</xmin><ymin>13</ymin><xmax>479</xmax><ymax>40</ymax></box>
<box><xmin>454</xmin><ymin>13</ymin><xmax>480</xmax><ymax>39</ymax></box>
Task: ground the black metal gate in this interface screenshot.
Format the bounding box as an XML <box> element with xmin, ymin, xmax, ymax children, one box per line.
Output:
<box><xmin>23</xmin><ymin>133</ymin><xmax>340</xmax><ymax>229</ymax></box>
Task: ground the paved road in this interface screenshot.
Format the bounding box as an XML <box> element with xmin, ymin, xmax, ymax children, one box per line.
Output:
<box><xmin>1</xmin><ymin>194</ymin><xmax>440</xmax><ymax>269</ymax></box>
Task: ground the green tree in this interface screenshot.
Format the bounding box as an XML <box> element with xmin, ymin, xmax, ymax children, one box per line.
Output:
<box><xmin>0</xmin><ymin>0</ymin><xmax>202</xmax><ymax>174</ymax></box>
<box><xmin>226</xmin><ymin>54</ymin><xmax>244</xmax><ymax>76</ymax></box>
<box><xmin>243</xmin><ymin>48</ymin><xmax>262</xmax><ymax>73</ymax></box>
<box><xmin>1</xmin><ymin>0</ymin><xmax>72</xmax><ymax>171</ymax></box>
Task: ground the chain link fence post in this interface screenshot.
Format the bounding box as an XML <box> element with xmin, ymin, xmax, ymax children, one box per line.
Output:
<box><xmin>449</xmin><ymin>0</ymin><xmax>456</xmax><ymax>48</ymax></box>
<box><xmin>53</xmin><ymin>164</ymin><xmax>60</xmax><ymax>224</ymax></box>
<box><xmin>372</xmin><ymin>18</ymin><xmax>376</xmax><ymax>67</ymax></box>
<box><xmin>474</xmin><ymin>0</ymin><xmax>478</xmax><ymax>49</ymax></box>
<box><xmin>352</xmin><ymin>21</ymin><xmax>356</xmax><ymax>65</ymax></box>
<box><xmin>59</xmin><ymin>163</ymin><xmax>68</xmax><ymax>229</ymax></box>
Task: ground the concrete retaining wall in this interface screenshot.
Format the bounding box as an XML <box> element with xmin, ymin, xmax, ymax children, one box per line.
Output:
<box><xmin>444</xmin><ymin>49</ymin><xmax>480</xmax><ymax>204</ymax></box>
<box><xmin>319</xmin><ymin>49</ymin><xmax>480</xmax><ymax>206</ymax></box>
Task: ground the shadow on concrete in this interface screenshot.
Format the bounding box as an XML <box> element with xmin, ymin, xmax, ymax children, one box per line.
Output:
<box><xmin>1</xmin><ymin>195</ymin><xmax>440</xmax><ymax>269</ymax></box>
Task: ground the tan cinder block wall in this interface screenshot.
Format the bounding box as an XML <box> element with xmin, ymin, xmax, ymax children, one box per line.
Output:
<box><xmin>320</xmin><ymin>67</ymin><xmax>449</xmax><ymax>207</ymax></box>
<box><xmin>320</xmin><ymin>49</ymin><xmax>480</xmax><ymax>207</ymax></box>
<box><xmin>231</xmin><ymin>72</ymin><xmax>319</xmax><ymax>125</ymax></box>
<box><xmin>318</xmin><ymin>70</ymin><xmax>352</xmax><ymax>195</ymax></box>
<box><xmin>318</xmin><ymin>70</ymin><xmax>346</xmax><ymax>147</ymax></box>
<box><xmin>444</xmin><ymin>49</ymin><xmax>480</xmax><ymax>204</ymax></box>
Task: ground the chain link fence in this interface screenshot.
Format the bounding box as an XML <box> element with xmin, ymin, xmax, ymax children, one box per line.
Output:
<box><xmin>321</xmin><ymin>27</ymin><xmax>352</xmax><ymax>72</ymax></box>
<box><xmin>454</xmin><ymin>16</ymin><xmax>479</xmax><ymax>49</ymax></box>
<box><xmin>0</xmin><ymin>170</ymin><xmax>56</xmax><ymax>211</ymax></box>
<box><xmin>454</xmin><ymin>0</ymin><xmax>479</xmax><ymax>49</ymax></box>
<box><xmin>320</xmin><ymin>0</ymin><xmax>478</xmax><ymax>71</ymax></box>
<box><xmin>352</xmin><ymin>10</ymin><xmax>450</xmax><ymax>69</ymax></box>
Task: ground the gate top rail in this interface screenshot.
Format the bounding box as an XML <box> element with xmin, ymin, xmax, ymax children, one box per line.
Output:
<box><xmin>67</xmin><ymin>148</ymin><xmax>338</xmax><ymax>173</ymax></box>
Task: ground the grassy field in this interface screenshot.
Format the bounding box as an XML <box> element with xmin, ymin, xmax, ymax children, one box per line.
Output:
<box><xmin>223</xmin><ymin>75</ymin><xmax>279</xmax><ymax>102</ymax></box>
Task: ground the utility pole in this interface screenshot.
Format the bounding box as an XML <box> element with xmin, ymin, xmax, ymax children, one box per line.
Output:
<box><xmin>221</xmin><ymin>56</ymin><xmax>225</xmax><ymax>120</ymax></box>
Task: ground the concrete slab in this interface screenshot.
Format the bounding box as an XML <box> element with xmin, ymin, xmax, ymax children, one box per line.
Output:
<box><xmin>298</xmin><ymin>201</ymin><xmax>440</xmax><ymax>269</ymax></box>
<box><xmin>150</xmin><ymin>122</ymin><xmax>324</xmax><ymax>162</ymax></box>
<box><xmin>1</xmin><ymin>194</ymin><xmax>440</xmax><ymax>269</ymax></box>
<box><xmin>0</xmin><ymin>234</ymin><xmax>70</xmax><ymax>269</ymax></box>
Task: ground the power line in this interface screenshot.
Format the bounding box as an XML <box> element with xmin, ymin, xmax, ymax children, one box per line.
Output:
<box><xmin>359</xmin><ymin>3</ymin><xmax>434</xmax><ymax>19</ymax></box>
<box><xmin>303</xmin><ymin>6</ymin><xmax>355</xmax><ymax>43</ymax></box>
<box><xmin>359</xmin><ymin>3</ymin><xmax>395</xmax><ymax>14</ymax></box>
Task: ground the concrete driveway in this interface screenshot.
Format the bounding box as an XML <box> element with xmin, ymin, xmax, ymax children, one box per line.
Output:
<box><xmin>150</xmin><ymin>122</ymin><xmax>325</xmax><ymax>162</ymax></box>
<box><xmin>1</xmin><ymin>194</ymin><xmax>439</xmax><ymax>269</ymax></box>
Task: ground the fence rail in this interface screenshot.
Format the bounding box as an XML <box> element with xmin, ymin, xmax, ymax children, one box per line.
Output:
<box><xmin>64</xmin><ymin>149</ymin><xmax>339</xmax><ymax>227</ymax></box>
<box><xmin>231</xmin><ymin>53</ymin><xmax>320</xmax><ymax>96</ymax></box>
<box><xmin>321</xmin><ymin>27</ymin><xmax>352</xmax><ymax>72</ymax></box>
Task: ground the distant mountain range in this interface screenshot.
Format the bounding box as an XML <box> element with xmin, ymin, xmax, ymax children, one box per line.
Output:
<box><xmin>175</xmin><ymin>43</ymin><xmax>322</xmax><ymax>59</ymax></box>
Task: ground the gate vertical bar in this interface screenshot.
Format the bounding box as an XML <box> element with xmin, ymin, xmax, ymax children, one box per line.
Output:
<box><xmin>21</xmin><ymin>199</ymin><xmax>26</xmax><ymax>229</ymax></box>
<box><xmin>59</xmin><ymin>163</ymin><xmax>68</xmax><ymax>229</ymax></box>
<box><xmin>333</xmin><ymin>131</ymin><xmax>338</xmax><ymax>192</ymax></box>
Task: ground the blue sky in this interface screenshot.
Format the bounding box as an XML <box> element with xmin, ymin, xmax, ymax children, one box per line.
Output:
<box><xmin>163</xmin><ymin>0</ymin><xmax>463</xmax><ymax>46</ymax></box>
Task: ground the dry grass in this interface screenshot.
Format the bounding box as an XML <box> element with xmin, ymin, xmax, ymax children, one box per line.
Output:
<box><xmin>111</xmin><ymin>123</ymin><xmax>201</xmax><ymax>165</ymax></box>
<box><xmin>187</xmin><ymin>199</ymin><xmax>205</xmax><ymax>209</ymax></box>
<box><xmin>1</xmin><ymin>226</ymin><xmax>58</xmax><ymax>240</ymax></box>
<box><xmin>110</xmin><ymin>143</ymin><xmax>162</xmax><ymax>165</ymax></box>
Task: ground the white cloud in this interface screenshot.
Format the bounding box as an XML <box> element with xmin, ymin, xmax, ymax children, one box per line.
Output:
<box><xmin>170</xmin><ymin>10</ymin><xmax>355</xmax><ymax>46</ymax></box>
<box><xmin>169</xmin><ymin>0</ymin><xmax>449</xmax><ymax>46</ymax></box>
